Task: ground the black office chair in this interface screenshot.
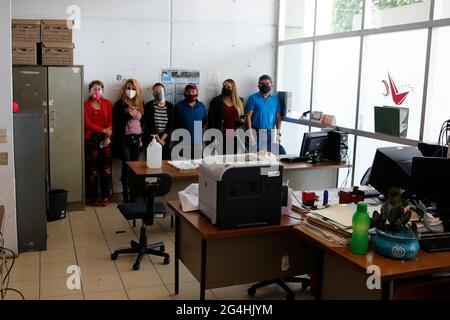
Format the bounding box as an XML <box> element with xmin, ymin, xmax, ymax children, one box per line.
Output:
<box><xmin>110</xmin><ymin>173</ymin><xmax>171</xmax><ymax>270</ymax></box>
<box><xmin>247</xmin><ymin>276</ymin><xmax>311</xmax><ymax>300</ymax></box>
<box><xmin>361</xmin><ymin>167</ymin><xmax>372</xmax><ymax>186</ymax></box>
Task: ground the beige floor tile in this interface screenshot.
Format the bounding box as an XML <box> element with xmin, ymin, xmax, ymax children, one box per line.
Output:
<box><xmin>8</xmin><ymin>263</ymin><xmax>40</xmax><ymax>282</ymax></box>
<box><xmin>13</xmin><ymin>251</ymin><xmax>40</xmax><ymax>266</ymax></box>
<box><xmin>3</xmin><ymin>280</ymin><xmax>39</xmax><ymax>300</ymax></box>
<box><xmin>211</xmin><ymin>284</ymin><xmax>255</xmax><ymax>300</ymax></box>
<box><xmin>73</xmin><ymin>234</ymin><xmax>107</xmax><ymax>248</ymax></box>
<box><xmin>156</xmin><ymin>263</ymin><xmax>196</xmax><ymax>284</ymax></box>
<box><xmin>41</xmin><ymin>293</ymin><xmax>84</xmax><ymax>300</ymax></box>
<box><xmin>126</xmin><ymin>284</ymin><xmax>172</xmax><ymax>300</ymax></box>
<box><xmin>40</xmin><ymin>277</ymin><xmax>82</xmax><ymax>298</ymax></box>
<box><xmin>46</xmin><ymin>234</ymin><xmax>74</xmax><ymax>250</ymax></box>
<box><xmin>102</xmin><ymin>225</ymin><xmax>134</xmax><ymax>237</ymax></box>
<box><xmin>170</xmin><ymin>281</ymin><xmax>216</xmax><ymax>300</ymax></box>
<box><xmin>120</xmin><ymin>268</ymin><xmax>163</xmax><ymax>288</ymax></box>
<box><xmin>81</xmin><ymin>272</ymin><xmax>124</xmax><ymax>293</ymax></box>
<box><xmin>77</xmin><ymin>259</ymin><xmax>118</xmax><ymax>276</ymax></box>
<box><xmin>84</xmin><ymin>289</ymin><xmax>128</xmax><ymax>300</ymax></box>
<box><xmin>71</xmin><ymin>224</ymin><xmax>103</xmax><ymax>237</ymax></box>
<box><xmin>41</xmin><ymin>261</ymin><xmax>77</xmax><ymax>280</ymax></box>
<box><xmin>107</xmin><ymin>234</ymin><xmax>138</xmax><ymax>250</ymax></box>
<box><xmin>40</xmin><ymin>248</ymin><xmax>76</xmax><ymax>265</ymax></box>
<box><xmin>114</xmin><ymin>255</ymin><xmax>154</xmax><ymax>273</ymax></box>
<box><xmin>76</xmin><ymin>245</ymin><xmax>112</xmax><ymax>261</ymax></box>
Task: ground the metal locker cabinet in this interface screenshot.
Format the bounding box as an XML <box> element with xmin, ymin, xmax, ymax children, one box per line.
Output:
<box><xmin>48</xmin><ymin>66</ymin><xmax>84</xmax><ymax>208</ymax></box>
<box><xmin>13</xmin><ymin>113</ymin><xmax>47</xmax><ymax>252</ymax></box>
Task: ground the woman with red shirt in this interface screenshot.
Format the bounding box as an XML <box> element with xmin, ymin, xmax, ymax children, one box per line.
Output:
<box><xmin>84</xmin><ymin>80</ymin><xmax>113</xmax><ymax>206</ymax></box>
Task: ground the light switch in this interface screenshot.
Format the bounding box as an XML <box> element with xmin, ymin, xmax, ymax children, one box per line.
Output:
<box><xmin>0</xmin><ymin>129</ymin><xmax>6</xmax><ymax>143</ymax></box>
<box><xmin>0</xmin><ymin>153</ymin><xmax>8</xmax><ymax>165</ymax></box>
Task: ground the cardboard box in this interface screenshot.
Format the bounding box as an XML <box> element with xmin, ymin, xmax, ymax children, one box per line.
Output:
<box><xmin>374</xmin><ymin>105</ymin><xmax>409</xmax><ymax>138</ymax></box>
<box><xmin>41</xmin><ymin>19</ymin><xmax>73</xmax><ymax>43</ymax></box>
<box><xmin>41</xmin><ymin>42</ymin><xmax>74</xmax><ymax>66</ymax></box>
<box><xmin>11</xmin><ymin>19</ymin><xmax>41</xmax><ymax>42</ymax></box>
<box><xmin>12</xmin><ymin>41</ymin><xmax>37</xmax><ymax>65</ymax></box>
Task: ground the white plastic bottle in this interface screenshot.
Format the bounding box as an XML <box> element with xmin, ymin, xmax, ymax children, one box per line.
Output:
<box><xmin>147</xmin><ymin>136</ymin><xmax>162</xmax><ymax>169</ymax></box>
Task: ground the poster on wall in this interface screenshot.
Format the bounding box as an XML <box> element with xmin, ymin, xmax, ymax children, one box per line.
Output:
<box><xmin>161</xmin><ymin>69</ymin><xmax>200</xmax><ymax>104</ymax></box>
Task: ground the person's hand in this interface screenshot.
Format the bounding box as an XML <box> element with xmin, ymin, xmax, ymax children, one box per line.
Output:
<box><xmin>103</xmin><ymin>128</ymin><xmax>112</xmax><ymax>137</ymax></box>
<box><xmin>128</xmin><ymin>106</ymin><xmax>137</xmax><ymax>116</ymax></box>
<box><xmin>157</xmin><ymin>136</ymin><xmax>166</xmax><ymax>146</ymax></box>
<box><xmin>276</xmin><ymin>131</ymin><xmax>281</xmax><ymax>144</ymax></box>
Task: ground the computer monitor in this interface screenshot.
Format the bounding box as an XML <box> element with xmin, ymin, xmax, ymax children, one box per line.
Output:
<box><xmin>411</xmin><ymin>157</ymin><xmax>450</xmax><ymax>231</ymax></box>
<box><xmin>368</xmin><ymin>147</ymin><xmax>423</xmax><ymax>197</ymax></box>
<box><xmin>300</xmin><ymin>131</ymin><xmax>329</xmax><ymax>162</ymax></box>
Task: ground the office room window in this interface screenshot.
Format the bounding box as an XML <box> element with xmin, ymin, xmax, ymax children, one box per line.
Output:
<box><xmin>423</xmin><ymin>26</ymin><xmax>450</xmax><ymax>144</ymax></box>
<box><xmin>279</xmin><ymin>0</ymin><xmax>316</xmax><ymax>40</ymax></box>
<box><xmin>434</xmin><ymin>0</ymin><xmax>450</xmax><ymax>20</ymax></box>
<box><xmin>281</xmin><ymin>122</ymin><xmax>310</xmax><ymax>155</ymax></box>
<box><xmin>312</xmin><ymin>37</ymin><xmax>360</xmax><ymax>129</ymax></box>
<box><xmin>353</xmin><ymin>136</ymin><xmax>406</xmax><ymax>186</ymax></box>
<box><xmin>364</xmin><ymin>0</ymin><xmax>431</xmax><ymax>29</ymax></box>
<box><xmin>316</xmin><ymin>0</ymin><xmax>363</xmax><ymax>35</ymax></box>
<box><xmin>358</xmin><ymin>29</ymin><xmax>428</xmax><ymax>140</ymax></box>
<box><xmin>277</xmin><ymin>42</ymin><xmax>313</xmax><ymax>119</ymax></box>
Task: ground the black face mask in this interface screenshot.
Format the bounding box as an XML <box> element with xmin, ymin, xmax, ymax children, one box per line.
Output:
<box><xmin>259</xmin><ymin>84</ymin><xmax>271</xmax><ymax>94</ymax></box>
<box><xmin>222</xmin><ymin>88</ymin><xmax>232</xmax><ymax>96</ymax></box>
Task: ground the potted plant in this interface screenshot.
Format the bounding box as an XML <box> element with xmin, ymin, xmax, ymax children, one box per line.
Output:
<box><xmin>372</xmin><ymin>188</ymin><xmax>428</xmax><ymax>260</ymax></box>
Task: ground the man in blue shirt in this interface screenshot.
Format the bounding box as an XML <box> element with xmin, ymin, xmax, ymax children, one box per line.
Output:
<box><xmin>246</xmin><ymin>75</ymin><xmax>282</xmax><ymax>152</ymax></box>
<box><xmin>174</xmin><ymin>83</ymin><xmax>206</xmax><ymax>158</ymax></box>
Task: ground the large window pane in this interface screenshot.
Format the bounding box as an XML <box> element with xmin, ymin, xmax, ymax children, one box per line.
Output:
<box><xmin>434</xmin><ymin>0</ymin><xmax>450</xmax><ymax>20</ymax></box>
<box><xmin>316</xmin><ymin>0</ymin><xmax>363</xmax><ymax>35</ymax></box>
<box><xmin>277</xmin><ymin>43</ymin><xmax>313</xmax><ymax>119</ymax></box>
<box><xmin>280</xmin><ymin>122</ymin><xmax>310</xmax><ymax>155</ymax></box>
<box><xmin>359</xmin><ymin>30</ymin><xmax>427</xmax><ymax>140</ymax></box>
<box><xmin>354</xmin><ymin>136</ymin><xmax>406</xmax><ymax>186</ymax></box>
<box><xmin>364</xmin><ymin>0</ymin><xmax>431</xmax><ymax>29</ymax></box>
<box><xmin>424</xmin><ymin>26</ymin><xmax>450</xmax><ymax>144</ymax></box>
<box><xmin>312</xmin><ymin>37</ymin><xmax>360</xmax><ymax>129</ymax></box>
<box><xmin>279</xmin><ymin>0</ymin><xmax>315</xmax><ymax>40</ymax></box>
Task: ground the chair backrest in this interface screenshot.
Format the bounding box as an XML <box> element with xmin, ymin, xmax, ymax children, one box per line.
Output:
<box><xmin>360</xmin><ymin>167</ymin><xmax>372</xmax><ymax>186</ymax></box>
<box><xmin>143</xmin><ymin>173</ymin><xmax>172</xmax><ymax>225</ymax></box>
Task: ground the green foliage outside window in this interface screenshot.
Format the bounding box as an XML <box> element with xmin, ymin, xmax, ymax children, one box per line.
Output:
<box><xmin>331</xmin><ymin>0</ymin><xmax>426</xmax><ymax>33</ymax></box>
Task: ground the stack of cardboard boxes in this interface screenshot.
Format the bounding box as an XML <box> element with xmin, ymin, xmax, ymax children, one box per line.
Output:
<box><xmin>12</xmin><ymin>19</ymin><xmax>74</xmax><ymax>66</ymax></box>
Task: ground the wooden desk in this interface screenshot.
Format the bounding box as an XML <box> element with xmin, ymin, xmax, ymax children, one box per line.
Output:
<box><xmin>295</xmin><ymin>225</ymin><xmax>450</xmax><ymax>299</ymax></box>
<box><xmin>168</xmin><ymin>201</ymin><xmax>321</xmax><ymax>300</ymax></box>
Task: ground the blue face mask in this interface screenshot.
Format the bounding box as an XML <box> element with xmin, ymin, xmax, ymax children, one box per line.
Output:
<box><xmin>260</xmin><ymin>84</ymin><xmax>271</xmax><ymax>94</ymax></box>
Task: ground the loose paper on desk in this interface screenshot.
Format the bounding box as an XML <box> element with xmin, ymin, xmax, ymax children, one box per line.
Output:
<box><xmin>168</xmin><ymin>159</ymin><xmax>202</xmax><ymax>170</ymax></box>
<box><xmin>178</xmin><ymin>183</ymin><xmax>199</xmax><ymax>212</ymax></box>
<box><xmin>312</xmin><ymin>204</ymin><xmax>377</xmax><ymax>230</ymax></box>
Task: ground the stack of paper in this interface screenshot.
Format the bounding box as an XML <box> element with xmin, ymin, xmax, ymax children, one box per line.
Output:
<box><xmin>168</xmin><ymin>159</ymin><xmax>202</xmax><ymax>171</ymax></box>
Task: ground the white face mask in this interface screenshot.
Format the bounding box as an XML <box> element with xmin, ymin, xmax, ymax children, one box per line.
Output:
<box><xmin>126</xmin><ymin>89</ymin><xmax>137</xmax><ymax>99</ymax></box>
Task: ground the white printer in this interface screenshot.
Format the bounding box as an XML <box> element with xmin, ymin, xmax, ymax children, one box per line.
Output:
<box><xmin>199</xmin><ymin>154</ymin><xmax>283</xmax><ymax>229</ymax></box>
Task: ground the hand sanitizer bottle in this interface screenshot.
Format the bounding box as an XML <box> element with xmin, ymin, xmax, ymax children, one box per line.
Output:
<box><xmin>147</xmin><ymin>136</ymin><xmax>162</xmax><ymax>169</ymax></box>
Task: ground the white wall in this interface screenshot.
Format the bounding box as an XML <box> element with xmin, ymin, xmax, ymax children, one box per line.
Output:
<box><xmin>12</xmin><ymin>0</ymin><xmax>278</xmax><ymax>193</ymax></box>
<box><xmin>0</xmin><ymin>0</ymin><xmax>18</xmax><ymax>254</ymax></box>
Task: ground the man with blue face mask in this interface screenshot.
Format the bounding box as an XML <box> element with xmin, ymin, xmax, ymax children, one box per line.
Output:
<box><xmin>245</xmin><ymin>75</ymin><xmax>282</xmax><ymax>152</ymax></box>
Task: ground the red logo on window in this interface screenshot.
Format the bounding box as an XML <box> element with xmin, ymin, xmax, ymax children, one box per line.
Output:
<box><xmin>382</xmin><ymin>73</ymin><xmax>410</xmax><ymax>106</ymax></box>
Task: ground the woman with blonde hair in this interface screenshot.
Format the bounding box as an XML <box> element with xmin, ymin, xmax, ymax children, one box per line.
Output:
<box><xmin>112</xmin><ymin>78</ymin><xmax>145</xmax><ymax>202</ymax></box>
<box><xmin>207</xmin><ymin>79</ymin><xmax>246</xmax><ymax>154</ymax></box>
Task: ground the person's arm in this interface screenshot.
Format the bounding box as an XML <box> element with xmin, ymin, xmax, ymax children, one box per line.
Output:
<box><xmin>106</xmin><ymin>100</ymin><xmax>113</xmax><ymax>131</ymax></box>
<box><xmin>245</xmin><ymin>95</ymin><xmax>256</xmax><ymax>145</ymax></box>
<box><xmin>275</xmin><ymin>98</ymin><xmax>282</xmax><ymax>143</ymax></box>
<box><xmin>84</xmin><ymin>101</ymin><xmax>105</xmax><ymax>133</ymax></box>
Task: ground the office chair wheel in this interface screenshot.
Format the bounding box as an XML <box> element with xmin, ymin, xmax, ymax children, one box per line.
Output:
<box><xmin>163</xmin><ymin>257</ymin><xmax>170</xmax><ymax>265</ymax></box>
<box><xmin>111</xmin><ymin>252</ymin><xmax>118</xmax><ymax>261</ymax></box>
<box><xmin>285</xmin><ymin>293</ymin><xmax>295</xmax><ymax>300</ymax></box>
<box><xmin>133</xmin><ymin>262</ymin><xmax>140</xmax><ymax>271</ymax></box>
<box><xmin>159</xmin><ymin>245</ymin><xmax>165</xmax><ymax>252</ymax></box>
<box><xmin>247</xmin><ymin>287</ymin><xmax>256</xmax><ymax>296</ymax></box>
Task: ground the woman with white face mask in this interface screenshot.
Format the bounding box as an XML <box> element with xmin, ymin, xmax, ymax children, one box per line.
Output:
<box><xmin>112</xmin><ymin>78</ymin><xmax>145</xmax><ymax>202</ymax></box>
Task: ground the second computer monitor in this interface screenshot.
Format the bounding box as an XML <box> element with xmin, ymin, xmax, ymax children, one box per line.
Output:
<box><xmin>300</xmin><ymin>131</ymin><xmax>328</xmax><ymax>158</ymax></box>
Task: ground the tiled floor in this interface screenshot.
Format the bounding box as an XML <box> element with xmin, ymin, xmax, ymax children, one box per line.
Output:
<box><xmin>4</xmin><ymin>203</ymin><xmax>314</xmax><ymax>300</ymax></box>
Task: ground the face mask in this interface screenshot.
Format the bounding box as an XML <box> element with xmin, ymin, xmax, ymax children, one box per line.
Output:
<box><xmin>222</xmin><ymin>88</ymin><xmax>232</xmax><ymax>97</ymax></box>
<box><xmin>126</xmin><ymin>89</ymin><xmax>137</xmax><ymax>99</ymax></box>
<box><xmin>184</xmin><ymin>93</ymin><xmax>198</xmax><ymax>103</ymax></box>
<box><xmin>153</xmin><ymin>92</ymin><xmax>164</xmax><ymax>102</ymax></box>
<box><xmin>259</xmin><ymin>84</ymin><xmax>271</xmax><ymax>94</ymax></box>
<box><xmin>91</xmin><ymin>90</ymin><xmax>103</xmax><ymax>100</ymax></box>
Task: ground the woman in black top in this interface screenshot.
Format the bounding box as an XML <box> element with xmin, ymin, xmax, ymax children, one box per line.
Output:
<box><xmin>143</xmin><ymin>83</ymin><xmax>174</xmax><ymax>160</ymax></box>
<box><xmin>112</xmin><ymin>78</ymin><xmax>145</xmax><ymax>202</ymax></box>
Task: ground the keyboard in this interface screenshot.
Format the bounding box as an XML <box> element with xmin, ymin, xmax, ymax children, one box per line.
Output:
<box><xmin>420</xmin><ymin>233</ymin><xmax>450</xmax><ymax>252</ymax></box>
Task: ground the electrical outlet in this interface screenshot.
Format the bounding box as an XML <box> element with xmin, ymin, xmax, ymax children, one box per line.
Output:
<box><xmin>0</xmin><ymin>153</ymin><xmax>7</xmax><ymax>166</ymax></box>
<box><xmin>0</xmin><ymin>129</ymin><xmax>6</xmax><ymax>143</ymax></box>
